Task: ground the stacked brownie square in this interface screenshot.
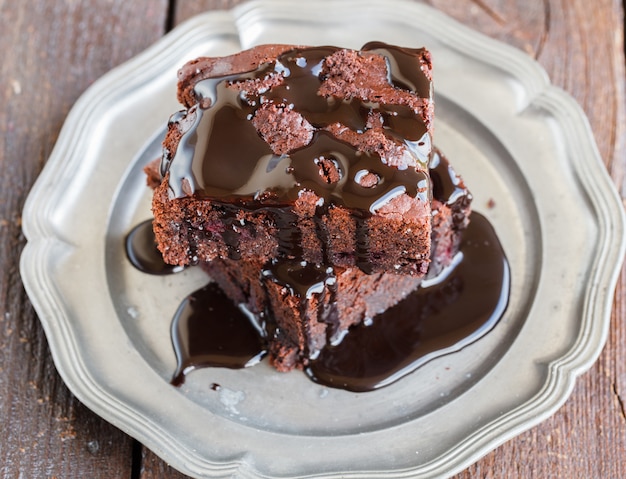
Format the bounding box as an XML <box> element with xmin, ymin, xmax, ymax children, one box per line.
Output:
<box><xmin>148</xmin><ymin>43</ymin><xmax>471</xmax><ymax>370</ymax></box>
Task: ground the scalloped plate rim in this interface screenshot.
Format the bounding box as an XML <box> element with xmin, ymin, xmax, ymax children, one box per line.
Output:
<box><xmin>20</xmin><ymin>1</ymin><xmax>625</xmax><ymax>478</ymax></box>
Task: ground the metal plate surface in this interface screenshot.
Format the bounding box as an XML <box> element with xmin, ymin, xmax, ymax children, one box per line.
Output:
<box><xmin>20</xmin><ymin>1</ymin><xmax>625</xmax><ymax>478</ymax></box>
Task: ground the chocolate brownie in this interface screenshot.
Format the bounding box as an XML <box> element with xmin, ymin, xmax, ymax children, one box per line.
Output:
<box><xmin>151</xmin><ymin>42</ymin><xmax>435</xmax><ymax>276</ymax></box>
<box><xmin>146</xmin><ymin>43</ymin><xmax>472</xmax><ymax>371</ymax></box>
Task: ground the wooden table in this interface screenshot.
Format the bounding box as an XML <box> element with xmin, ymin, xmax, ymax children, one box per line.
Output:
<box><xmin>2</xmin><ymin>0</ymin><xmax>624</xmax><ymax>477</ymax></box>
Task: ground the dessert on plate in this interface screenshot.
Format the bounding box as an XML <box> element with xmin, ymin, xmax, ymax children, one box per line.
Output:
<box><xmin>145</xmin><ymin>43</ymin><xmax>472</xmax><ymax>372</ymax></box>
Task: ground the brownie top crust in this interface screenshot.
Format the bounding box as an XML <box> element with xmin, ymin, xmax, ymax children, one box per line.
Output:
<box><xmin>161</xmin><ymin>42</ymin><xmax>434</xmax><ymax>215</ymax></box>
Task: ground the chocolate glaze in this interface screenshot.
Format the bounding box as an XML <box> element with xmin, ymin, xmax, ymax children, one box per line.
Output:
<box><xmin>288</xmin><ymin>130</ymin><xmax>430</xmax><ymax>210</ymax></box>
<box><xmin>429</xmin><ymin>148</ymin><xmax>473</xmax><ymax>227</ymax></box>
<box><xmin>164</xmin><ymin>211</ymin><xmax>508</xmax><ymax>391</ymax></box>
<box><xmin>262</xmin><ymin>259</ymin><xmax>340</xmax><ymax>359</ymax></box>
<box><xmin>162</xmin><ymin>44</ymin><xmax>431</xmax><ymax>212</ymax></box>
<box><xmin>430</xmin><ymin>149</ymin><xmax>468</xmax><ymax>207</ymax></box>
<box><xmin>263</xmin><ymin>260</ymin><xmax>336</xmax><ymax>299</ymax></box>
<box><xmin>362</xmin><ymin>41</ymin><xmax>432</xmax><ymax>95</ymax></box>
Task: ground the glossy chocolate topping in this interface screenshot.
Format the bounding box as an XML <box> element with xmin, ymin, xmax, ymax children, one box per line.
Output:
<box><xmin>263</xmin><ymin>260</ymin><xmax>336</xmax><ymax>300</ymax></box>
<box><xmin>429</xmin><ymin>147</ymin><xmax>473</xmax><ymax>227</ymax></box>
<box><xmin>162</xmin><ymin>44</ymin><xmax>432</xmax><ymax>213</ymax></box>
<box><xmin>430</xmin><ymin>149</ymin><xmax>468</xmax><ymax>207</ymax></box>
<box><xmin>362</xmin><ymin>41</ymin><xmax>432</xmax><ymax>93</ymax></box>
<box><xmin>262</xmin><ymin>259</ymin><xmax>340</xmax><ymax>358</ymax></box>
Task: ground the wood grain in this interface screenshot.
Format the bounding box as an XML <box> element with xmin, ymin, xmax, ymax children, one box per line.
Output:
<box><xmin>1</xmin><ymin>0</ymin><xmax>623</xmax><ymax>478</ymax></box>
<box><xmin>0</xmin><ymin>1</ymin><xmax>167</xmax><ymax>477</ymax></box>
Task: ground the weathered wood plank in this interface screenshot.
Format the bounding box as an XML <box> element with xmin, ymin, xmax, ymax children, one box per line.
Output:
<box><xmin>0</xmin><ymin>1</ymin><xmax>168</xmax><ymax>477</ymax></box>
<box><xmin>140</xmin><ymin>448</ymin><xmax>191</xmax><ymax>478</ymax></box>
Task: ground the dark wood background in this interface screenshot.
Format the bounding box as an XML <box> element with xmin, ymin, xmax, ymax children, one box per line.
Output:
<box><xmin>1</xmin><ymin>0</ymin><xmax>624</xmax><ymax>477</ymax></box>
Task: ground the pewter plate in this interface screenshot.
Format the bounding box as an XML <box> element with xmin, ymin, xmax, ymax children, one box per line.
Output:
<box><xmin>20</xmin><ymin>1</ymin><xmax>625</xmax><ymax>478</ymax></box>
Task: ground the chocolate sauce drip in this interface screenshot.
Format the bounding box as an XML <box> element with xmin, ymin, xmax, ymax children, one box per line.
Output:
<box><xmin>313</xmin><ymin>202</ymin><xmax>331</xmax><ymax>265</ymax></box>
<box><xmin>261</xmin><ymin>260</ymin><xmax>338</xmax><ymax>358</ymax></box>
<box><xmin>160</xmin><ymin>110</ymin><xmax>186</xmax><ymax>178</ymax></box>
<box><xmin>429</xmin><ymin>148</ymin><xmax>469</xmax><ymax>208</ymax></box>
<box><xmin>262</xmin><ymin>260</ymin><xmax>335</xmax><ymax>299</ymax></box>
<box><xmin>271</xmin><ymin>209</ymin><xmax>303</xmax><ymax>258</ymax></box>
<box><xmin>429</xmin><ymin>148</ymin><xmax>473</xmax><ymax>227</ymax></box>
<box><xmin>305</xmin><ymin>213</ymin><xmax>509</xmax><ymax>391</ymax></box>
<box><xmin>220</xmin><ymin>215</ymin><xmax>243</xmax><ymax>260</ymax></box>
<box><xmin>162</xmin><ymin>44</ymin><xmax>431</xmax><ymax>213</ymax></box>
<box><xmin>200</xmin><ymin>200</ymin><xmax>306</xmax><ymax>261</ymax></box>
<box><xmin>170</xmin><ymin>282</ymin><xmax>266</xmax><ymax>386</ymax></box>
<box><xmin>288</xmin><ymin>130</ymin><xmax>430</xmax><ymax>210</ymax></box>
<box><xmin>125</xmin><ymin>220</ymin><xmax>184</xmax><ymax>275</ymax></box>
<box><xmin>165</xmin><ymin>212</ymin><xmax>508</xmax><ymax>391</ymax></box>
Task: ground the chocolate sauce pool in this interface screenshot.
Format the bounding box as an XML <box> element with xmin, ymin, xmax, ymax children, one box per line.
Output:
<box><xmin>306</xmin><ymin>212</ymin><xmax>509</xmax><ymax>391</ymax></box>
<box><xmin>125</xmin><ymin>211</ymin><xmax>509</xmax><ymax>392</ymax></box>
<box><xmin>169</xmin><ymin>282</ymin><xmax>266</xmax><ymax>386</ymax></box>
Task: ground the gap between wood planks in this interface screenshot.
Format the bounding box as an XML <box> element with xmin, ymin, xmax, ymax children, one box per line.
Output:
<box><xmin>615</xmin><ymin>382</ymin><xmax>626</xmax><ymax>421</ymax></box>
<box><xmin>165</xmin><ymin>0</ymin><xmax>177</xmax><ymax>33</ymax></box>
<box><xmin>131</xmin><ymin>440</ymin><xmax>143</xmax><ymax>479</ymax></box>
